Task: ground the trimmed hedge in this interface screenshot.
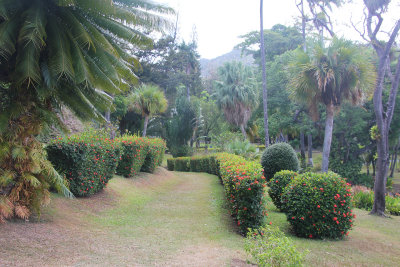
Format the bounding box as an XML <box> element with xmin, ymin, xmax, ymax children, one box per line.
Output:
<box><xmin>261</xmin><ymin>143</ymin><xmax>299</xmax><ymax>181</ymax></box>
<box><xmin>141</xmin><ymin>138</ymin><xmax>167</xmax><ymax>173</ymax></box>
<box><xmin>116</xmin><ymin>136</ymin><xmax>148</xmax><ymax>177</ymax></box>
<box><xmin>190</xmin><ymin>156</ymin><xmax>211</xmax><ymax>173</ymax></box>
<box><xmin>268</xmin><ymin>170</ymin><xmax>298</xmax><ymax>212</ymax></box>
<box><xmin>169</xmin><ymin>153</ymin><xmax>267</xmax><ymax>234</ymax></box>
<box><xmin>116</xmin><ymin>135</ymin><xmax>166</xmax><ymax>177</ymax></box>
<box><xmin>282</xmin><ymin>172</ymin><xmax>354</xmax><ymax>239</ymax></box>
<box><xmin>174</xmin><ymin>157</ymin><xmax>191</xmax><ymax>172</ymax></box>
<box><xmin>167</xmin><ymin>158</ymin><xmax>175</xmax><ymax>171</ymax></box>
<box><xmin>47</xmin><ymin>130</ymin><xmax>120</xmax><ymax>197</ymax></box>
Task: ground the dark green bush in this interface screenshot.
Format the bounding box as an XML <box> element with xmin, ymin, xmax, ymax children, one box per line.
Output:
<box><xmin>47</xmin><ymin>130</ymin><xmax>120</xmax><ymax>197</ymax></box>
<box><xmin>261</xmin><ymin>143</ymin><xmax>299</xmax><ymax>181</ymax></box>
<box><xmin>167</xmin><ymin>158</ymin><xmax>175</xmax><ymax>171</ymax></box>
<box><xmin>268</xmin><ymin>170</ymin><xmax>298</xmax><ymax>211</ymax></box>
<box><xmin>141</xmin><ymin>138</ymin><xmax>167</xmax><ymax>173</ymax></box>
<box><xmin>170</xmin><ymin>145</ymin><xmax>193</xmax><ymax>158</ymax></box>
<box><xmin>174</xmin><ymin>157</ymin><xmax>190</xmax><ymax>171</ymax></box>
<box><xmin>190</xmin><ymin>156</ymin><xmax>210</xmax><ymax>172</ymax></box>
<box><xmin>283</xmin><ymin>172</ymin><xmax>354</xmax><ymax>239</ymax></box>
<box><xmin>116</xmin><ymin>136</ymin><xmax>149</xmax><ymax>177</ymax></box>
<box><xmin>348</xmin><ymin>173</ymin><xmax>374</xmax><ymax>188</ymax></box>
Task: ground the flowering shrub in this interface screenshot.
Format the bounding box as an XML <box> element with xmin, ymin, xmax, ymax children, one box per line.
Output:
<box><xmin>46</xmin><ymin>129</ymin><xmax>120</xmax><ymax>197</ymax></box>
<box><xmin>261</xmin><ymin>143</ymin><xmax>299</xmax><ymax>181</ymax></box>
<box><xmin>167</xmin><ymin>158</ymin><xmax>175</xmax><ymax>171</ymax></box>
<box><xmin>268</xmin><ymin>170</ymin><xmax>298</xmax><ymax>212</ymax></box>
<box><xmin>115</xmin><ymin>135</ymin><xmax>165</xmax><ymax>177</ymax></box>
<box><xmin>141</xmin><ymin>138</ymin><xmax>166</xmax><ymax>173</ymax></box>
<box><xmin>245</xmin><ymin>225</ymin><xmax>308</xmax><ymax>267</ymax></box>
<box><xmin>282</xmin><ymin>172</ymin><xmax>354</xmax><ymax>239</ymax></box>
<box><xmin>169</xmin><ymin>153</ymin><xmax>267</xmax><ymax>234</ymax></box>
<box><xmin>216</xmin><ymin>153</ymin><xmax>267</xmax><ymax>234</ymax></box>
<box><xmin>116</xmin><ymin>135</ymin><xmax>149</xmax><ymax>177</ymax></box>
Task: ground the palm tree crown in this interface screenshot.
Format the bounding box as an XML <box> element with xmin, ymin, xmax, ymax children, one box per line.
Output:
<box><xmin>215</xmin><ymin>61</ymin><xmax>258</xmax><ymax>139</ymax></box>
<box><xmin>129</xmin><ymin>84</ymin><xmax>168</xmax><ymax>136</ymax></box>
<box><xmin>287</xmin><ymin>38</ymin><xmax>376</xmax><ymax>172</ymax></box>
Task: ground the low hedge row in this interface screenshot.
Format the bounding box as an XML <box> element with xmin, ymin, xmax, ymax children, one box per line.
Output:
<box><xmin>168</xmin><ymin>153</ymin><xmax>267</xmax><ymax>234</ymax></box>
<box><xmin>353</xmin><ymin>188</ymin><xmax>400</xmax><ymax>216</ymax></box>
<box><xmin>116</xmin><ymin>135</ymin><xmax>166</xmax><ymax>177</ymax></box>
<box><xmin>47</xmin><ymin>130</ymin><xmax>120</xmax><ymax>197</ymax></box>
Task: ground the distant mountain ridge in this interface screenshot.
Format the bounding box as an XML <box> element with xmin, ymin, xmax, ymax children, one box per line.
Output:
<box><xmin>200</xmin><ymin>49</ymin><xmax>254</xmax><ymax>79</ymax></box>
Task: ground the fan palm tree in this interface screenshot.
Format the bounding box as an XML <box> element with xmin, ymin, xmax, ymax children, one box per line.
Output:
<box><xmin>0</xmin><ymin>0</ymin><xmax>173</xmax><ymax>221</ymax></box>
<box><xmin>287</xmin><ymin>38</ymin><xmax>376</xmax><ymax>172</ymax></box>
<box><xmin>129</xmin><ymin>84</ymin><xmax>168</xmax><ymax>137</ymax></box>
<box><xmin>215</xmin><ymin>62</ymin><xmax>258</xmax><ymax>140</ymax></box>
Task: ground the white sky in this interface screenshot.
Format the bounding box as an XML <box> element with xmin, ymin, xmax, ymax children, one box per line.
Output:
<box><xmin>158</xmin><ymin>0</ymin><xmax>400</xmax><ymax>59</ymax></box>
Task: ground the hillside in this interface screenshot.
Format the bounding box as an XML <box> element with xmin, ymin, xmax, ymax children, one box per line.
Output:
<box><xmin>200</xmin><ymin>49</ymin><xmax>254</xmax><ymax>79</ymax></box>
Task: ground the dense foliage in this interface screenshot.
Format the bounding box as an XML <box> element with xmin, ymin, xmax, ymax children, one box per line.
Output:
<box><xmin>268</xmin><ymin>170</ymin><xmax>298</xmax><ymax>211</ymax></box>
<box><xmin>261</xmin><ymin>143</ymin><xmax>299</xmax><ymax>180</ymax></box>
<box><xmin>283</xmin><ymin>172</ymin><xmax>354</xmax><ymax>239</ymax></box>
<box><xmin>245</xmin><ymin>225</ymin><xmax>307</xmax><ymax>267</ymax></box>
<box><xmin>352</xmin><ymin>188</ymin><xmax>400</xmax><ymax>216</ymax></box>
<box><xmin>141</xmin><ymin>138</ymin><xmax>166</xmax><ymax>173</ymax></box>
<box><xmin>47</xmin><ymin>129</ymin><xmax>120</xmax><ymax>197</ymax></box>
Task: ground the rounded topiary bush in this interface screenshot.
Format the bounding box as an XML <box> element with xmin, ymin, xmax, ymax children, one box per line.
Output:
<box><xmin>268</xmin><ymin>170</ymin><xmax>298</xmax><ymax>211</ymax></box>
<box><xmin>261</xmin><ymin>143</ymin><xmax>299</xmax><ymax>181</ymax></box>
<box><xmin>282</xmin><ymin>172</ymin><xmax>355</xmax><ymax>239</ymax></box>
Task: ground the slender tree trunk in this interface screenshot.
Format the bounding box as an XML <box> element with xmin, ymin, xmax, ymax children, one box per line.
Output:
<box><xmin>321</xmin><ymin>103</ymin><xmax>334</xmax><ymax>172</ymax></box>
<box><xmin>300</xmin><ymin>131</ymin><xmax>306</xmax><ymax>159</ymax></box>
<box><xmin>390</xmin><ymin>137</ymin><xmax>399</xmax><ymax>177</ymax></box>
<box><xmin>367</xmin><ymin>162</ymin><xmax>370</xmax><ymax>176</ymax></box>
<box><xmin>240</xmin><ymin>124</ymin><xmax>247</xmax><ymax>140</ymax></box>
<box><xmin>372</xmin><ymin>160</ymin><xmax>376</xmax><ymax>177</ymax></box>
<box><xmin>142</xmin><ymin>115</ymin><xmax>149</xmax><ymax>137</ymax></box>
<box><xmin>260</xmin><ymin>0</ymin><xmax>269</xmax><ymax>147</ymax></box>
<box><xmin>307</xmin><ymin>133</ymin><xmax>314</xmax><ymax>167</ymax></box>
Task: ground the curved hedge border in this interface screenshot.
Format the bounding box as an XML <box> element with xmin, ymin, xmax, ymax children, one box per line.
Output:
<box><xmin>169</xmin><ymin>153</ymin><xmax>267</xmax><ymax>234</ymax></box>
<box><xmin>47</xmin><ymin>131</ymin><xmax>120</xmax><ymax>197</ymax></box>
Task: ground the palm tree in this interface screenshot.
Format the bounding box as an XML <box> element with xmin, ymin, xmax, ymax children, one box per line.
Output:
<box><xmin>129</xmin><ymin>84</ymin><xmax>168</xmax><ymax>137</ymax></box>
<box><xmin>288</xmin><ymin>38</ymin><xmax>376</xmax><ymax>172</ymax></box>
<box><xmin>215</xmin><ymin>62</ymin><xmax>258</xmax><ymax>140</ymax></box>
<box><xmin>0</xmin><ymin>0</ymin><xmax>172</xmax><ymax>221</ymax></box>
<box><xmin>260</xmin><ymin>0</ymin><xmax>270</xmax><ymax>147</ymax></box>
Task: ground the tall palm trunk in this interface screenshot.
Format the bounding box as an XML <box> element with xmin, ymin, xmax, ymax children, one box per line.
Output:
<box><xmin>143</xmin><ymin>115</ymin><xmax>149</xmax><ymax>137</ymax></box>
<box><xmin>322</xmin><ymin>103</ymin><xmax>334</xmax><ymax>172</ymax></box>
<box><xmin>260</xmin><ymin>0</ymin><xmax>269</xmax><ymax>147</ymax></box>
<box><xmin>300</xmin><ymin>131</ymin><xmax>306</xmax><ymax>160</ymax></box>
<box><xmin>240</xmin><ymin>124</ymin><xmax>247</xmax><ymax>140</ymax></box>
<box><xmin>307</xmin><ymin>133</ymin><xmax>314</xmax><ymax>166</ymax></box>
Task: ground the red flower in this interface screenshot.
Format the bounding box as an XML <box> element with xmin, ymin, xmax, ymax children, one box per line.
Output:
<box><xmin>317</xmin><ymin>205</ymin><xmax>320</xmax><ymax>208</ymax></box>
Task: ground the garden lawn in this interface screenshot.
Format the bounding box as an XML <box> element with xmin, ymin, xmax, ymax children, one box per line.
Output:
<box><xmin>0</xmin><ymin>168</ymin><xmax>247</xmax><ymax>267</ymax></box>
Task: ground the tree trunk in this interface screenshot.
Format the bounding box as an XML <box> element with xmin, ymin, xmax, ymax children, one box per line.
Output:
<box><xmin>321</xmin><ymin>103</ymin><xmax>334</xmax><ymax>172</ymax></box>
<box><xmin>390</xmin><ymin>138</ymin><xmax>399</xmax><ymax>177</ymax></box>
<box><xmin>307</xmin><ymin>133</ymin><xmax>314</xmax><ymax>167</ymax></box>
<box><xmin>300</xmin><ymin>131</ymin><xmax>306</xmax><ymax>159</ymax></box>
<box><xmin>142</xmin><ymin>115</ymin><xmax>149</xmax><ymax>137</ymax></box>
<box><xmin>367</xmin><ymin>162</ymin><xmax>370</xmax><ymax>176</ymax></box>
<box><xmin>260</xmin><ymin>0</ymin><xmax>269</xmax><ymax>147</ymax></box>
<box><xmin>372</xmin><ymin>160</ymin><xmax>376</xmax><ymax>177</ymax></box>
<box><xmin>240</xmin><ymin>124</ymin><xmax>247</xmax><ymax>140</ymax></box>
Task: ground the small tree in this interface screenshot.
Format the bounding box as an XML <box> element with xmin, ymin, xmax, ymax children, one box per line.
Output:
<box><xmin>288</xmin><ymin>38</ymin><xmax>376</xmax><ymax>172</ymax></box>
<box><xmin>129</xmin><ymin>84</ymin><xmax>168</xmax><ymax>137</ymax></box>
<box><xmin>215</xmin><ymin>62</ymin><xmax>258</xmax><ymax>139</ymax></box>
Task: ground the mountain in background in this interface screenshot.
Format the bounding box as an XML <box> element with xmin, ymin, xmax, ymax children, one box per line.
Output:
<box><xmin>200</xmin><ymin>49</ymin><xmax>254</xmax><ymax>79</ymax></box>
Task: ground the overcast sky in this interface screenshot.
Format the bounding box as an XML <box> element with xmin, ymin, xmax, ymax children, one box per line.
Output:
<box><xmin>158</xmin><ymin>0</ymin><xmax>400</xmax><ymax>59</ymax></box>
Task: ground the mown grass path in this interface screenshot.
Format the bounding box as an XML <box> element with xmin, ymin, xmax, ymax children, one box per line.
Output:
<box><xmin>0</xmin><ymin>169</ymin><xmax>248</xmax><ymax>266</ymax></box>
